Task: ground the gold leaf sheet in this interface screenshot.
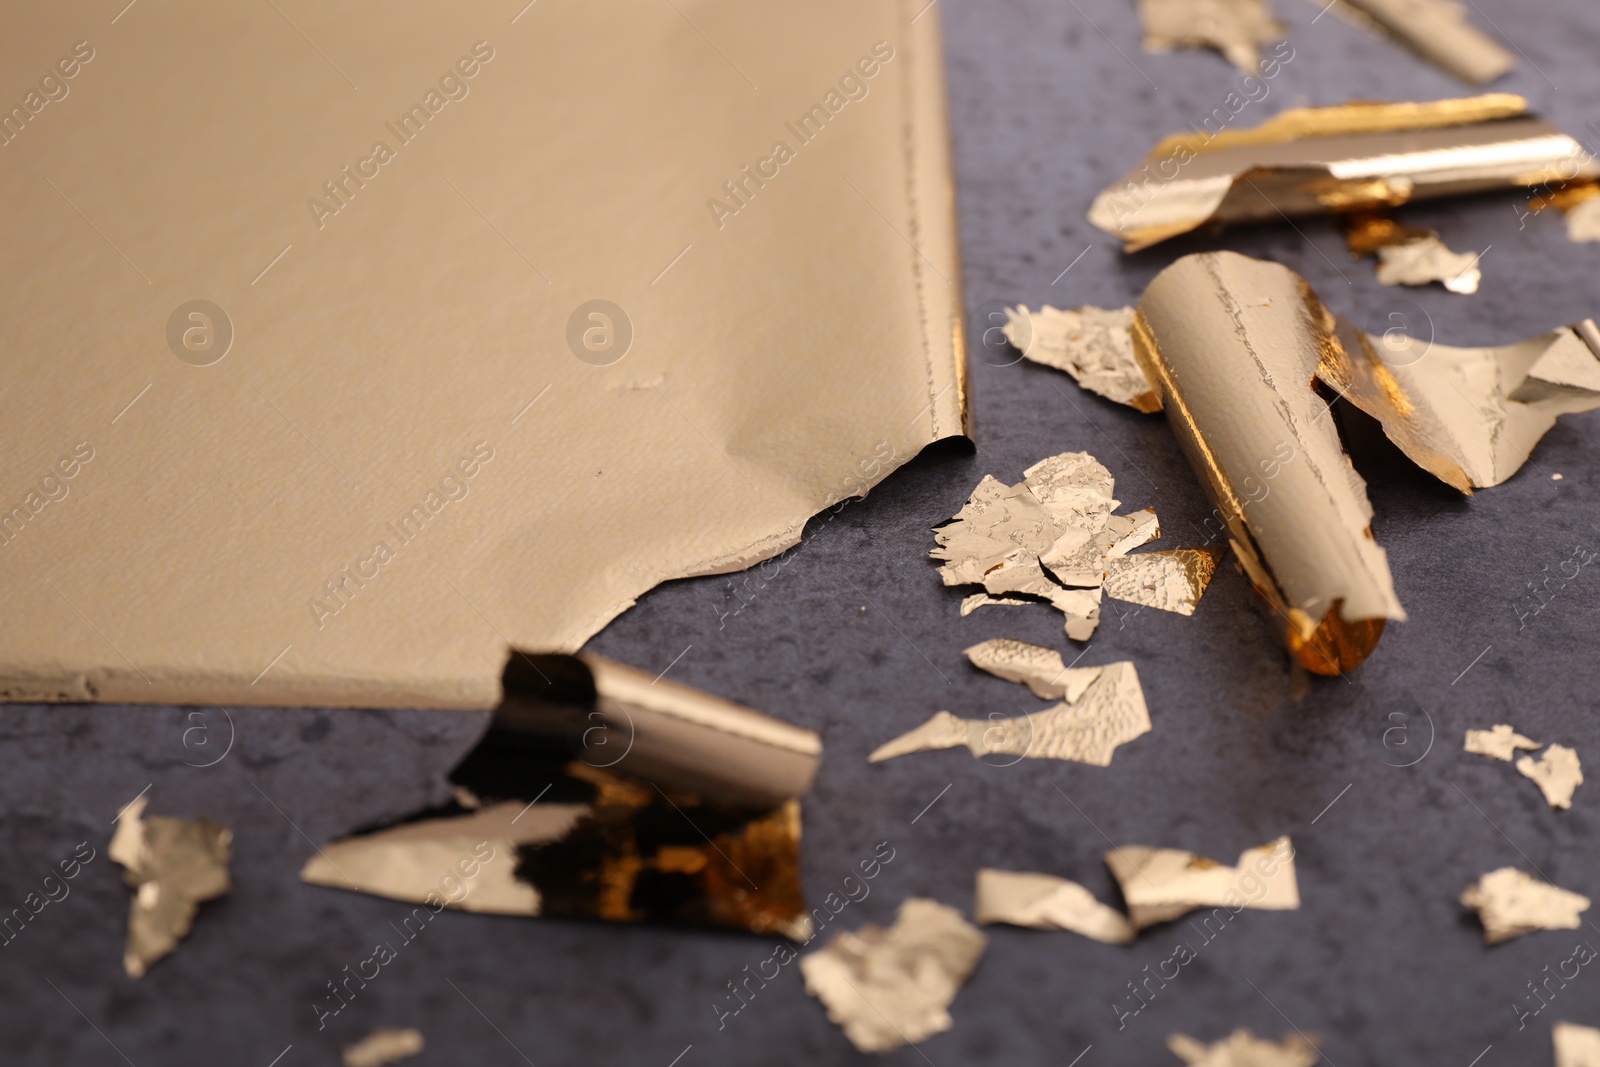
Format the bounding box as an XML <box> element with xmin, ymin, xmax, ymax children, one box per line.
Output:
<box><xmin>800</xmin><ymin>898</ymin><xmax>987</xmax><ymax>1054</ymax></box>
<box><xmin>963</xmin><ymin>638</ymin><xmax>1102</xmax><ymax>701</ymax></box>
<box><xmin>868</xmin><ymin>661</ymin><xmax>1150</xmax><ymax>766</ymax></box>
<box><xmin>1090</xmin><ymin>95</ymin><xmax>1596</xmax><ymax>251</ymax></box>
<box><xmin>1460</xmin><ymin>868</ymin><xmax>1591</xmax><ymax>945</ymax></box>
<box><xmin>1322</xmin><ymin>0</ymin><xmax>1515</xmax><ymax>85</ymax></box>
<box><xmin>1517</xmin><ymin>745</ymin><xmax>1584</xmax><ymax>810</ymax></box>
<box><xmin>1101</xmin><ymin>548</ymin><xmax>1223</xmax><ymax>616</ymax></box>
<box><xmin>1464</xmin><ymin>724</ymin><xmax>1540</xmax><ymax>761</ymax></box>
<box><xmin>1107</xmin><ymin>836</ymin><xmax>1298</xmax><ymax>929</ymax></box>
<box><xmin>1555</xmin><ymin>1022</ymin><xmax>1600</xmax><ymax>1067</ymax></box>
<box><xmin>344</xmin><ymin>1029</ymin><xmax>425</xmax><ymax>1067</ymax></box>
<box><xmin>108</xmin><ymin>796</ymin><xmax>232</xmax><ymax>979</ymax></box>
<box><xmin>1003</xmin><ymin>305</ymin><xmax>1161</xmax><ymax>412</ymax></box>
<box><xmin>1137</xmin><ymin>0</ymin><xmax>1285</xmax><ymax>73</ymax></box>
<box><xmin>1167</xmin><ymin>1028</ymin><xmax>1321</xmax><ymax>1067</ymax></box>
<box><xmin>973</xmin><ymin>869</ymin><xmax>1135</xmax><ymax>944</ymax></box>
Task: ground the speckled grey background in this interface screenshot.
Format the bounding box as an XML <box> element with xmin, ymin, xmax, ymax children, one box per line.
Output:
<box><xmin>4</xmin><ymin>0</ymin><xmax>1599</xmax><ymax>1063</ymax></box>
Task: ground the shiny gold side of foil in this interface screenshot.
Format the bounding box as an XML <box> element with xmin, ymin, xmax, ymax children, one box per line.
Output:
<box><xmin>1325</xmin><ymin>0</ymin><xmax>1515</xmax><ymax>85</ymax></box>
<box><xmin>1137</xmin><ymin>0</ymin><xmax>1285</xmax><ymax>73</ymax></box>
<box><xmin>1168</xmin><ymin>1028</ymin><xmax>1320</xmax><ymax>1066</ymax></box>
<box><xmin>1133</xmin><ymin>252</ymin><xmax>1404</xmax><ymax>673</ymax></box>
<box><xmin>1004</xmin><ymin>305</ymin><xmax>1162</xmax><ymax>412</ymax></box>
<box><xmin>1516</xmin><ymin>745</ymin><xmax>1584</xmax><ymax>810</ymax></box>
<box><xmin>973</xmin><ymin>870</ymin><xmax>1135</xmax><ymax>943</ymax></box>
<box><xmin>1106</xmin><ymin>837</ymin><xmax>1298</xmax><ymax>930</ymax></box>
<box><xmin>1092</xmin><ymin>95</ymin><xmax>1598</xmax><ymax>251</ymax></box>
<box><xmin>1460</xmin><ymin>867</ymin><xmax>1591</xmax><ymax>945</ymax></box>
<box><xmin>108</xmin><ymin>796</ymin><xmax>233</xmax><ymax>979</ymax></box>
<box><xmin>1101</xmin><ymin>547</ymin><xmax>1223</xmax><ymax>616</ymax></box>
<box><xmin>800</xmin><ymin>898</ymin><xmax>987</xmax><ymax>1053</ymax></box>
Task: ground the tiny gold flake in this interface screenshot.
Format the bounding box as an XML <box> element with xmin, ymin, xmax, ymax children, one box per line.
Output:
<box><xmin>1004</xmin><ymin>305</ymin><xmax>1162</xmax><ymax>412</ymax></box>
<box><xmin>109</xmin><ymin>795</ymin><xmax>233</xmax><ymax>979</ymax></box>
<box><xmin>1460</xmin><ymin>867</ymin><xmax>1591</xmax><ymax>945</ymax></box>
<box><xmin>1464</xmin><ymin>724</ymin><xmax>1541</xmax><ymax>761</ymax></box>
<box><xmin>1107</xmin><ymin>837</ymin><xmax>1298</xmax><ymax>929</ymax></box>
<box><xmin>1101</xmin><ymin>548</ymin><xmax>1223</xmax><ymax>616</ymax></box>
<box><xmin>1554</xmin><ymin>1021</ymin><xmax>1600</xmax><ymax>1067</ymax></box>
<box><xmin>1137</xmin><ymin>0</ymin><xmax>1285</xmax><ymax>73</ymax></box>
<box><xmin>974</xmin><ymin>870</ymin><xmax>1135</xmax><ymax>944</ymax></box>
<box><xmin>800</xmin><ymin>898</ymin><xmax>987</xmax><ymax>1054</ymax></box>
<box><xmin>343</xmin><ymin>1029</ymin><xmax>425</xmax><ymax>1067</ymax></box>
<box><xmin>958</xmin><ymin>592</ymin><xmax>1030</xmax><ymax>616</ymax></box>
<box><xmin>964</xmin><ymin>638</ymin><xmax>1102</xmax><ymax>701</ymax></box>
<box><xmin>1342</xmin><ymin>213</ymin><xmax>1482</xmax><ymax>293</ymax></box>
<box><xmin>1167</xmin><ymin>1028</ymin><xmax>1321</xmax><ymax>1067</ymax></box>
<box><xmin>869</xmin><ymin>662</ymin><xmax>1149</xmax><ymax>767</ymax></box>
<box><xmin>1516</xmin><ymin>745</ymin><xmax>1584</xmax><ymax>810</ymax></box>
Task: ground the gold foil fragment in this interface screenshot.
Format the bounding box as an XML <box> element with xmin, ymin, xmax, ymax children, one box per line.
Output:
<box><xmin>959</xmin><ymin>593</ymin><xmax>1031</xmax><ymax>615</ymax></box>
<box><xmin>1004</xmin><ymin>305</ymin><xmax>1162</xmax><ymax>412</ymax></box>
<box><xmin>1554</xmin><ymin>1022</ymin><xmax>1600</xmax><ymax>1067</ymax></box>
<box><xmin>1340</xmin><ymin>212</ymin><xmax>1483</xmax><ymax>293</ymax></box>
<box><xmin>1517</xmin><ymin>745</ymin><xmax>1584</xmax><ymax>810</ymax></box>
<box><xmin>973</xmin><ymin>870</ymin><xmax>1135</xmax><ymax>943</ymax></box>
<box><xmin>1461</xmin><ymin>868</ymin><xmax>1590</xmax><ymax>944</ymax></box>
<box><xmin>1464</xmin><ymin>724</ymin><xmax>1541</xmax><ymax>761</ymax></box>
<box><xmin>800</xmin><ymin>898</ymin><xmax>986</xmax><ymax>1054</ymax></box>
<box><xmin>1090</xmin><ymin>95</ymin><xmax>1597</xmax><ymax>251</ymax></box>
<box><xmin>108</xmin><ymin>795</ymin><xmax>232</xmax><ymax>979</ymax></box>
<box><xmin>1101</xmin><ymin>548</ymin><xmax>1223</xmax><ymax>616</ymax></box>
<box><xmin>1167</xmin><ymin>1028</ymin><xmax>1320</xmax><ymax>1066</ymax></box>
<box><xmin>868</xmin><ymin>662</ymin><xmax>1150</xmax><ymax>766</ymax></box>
<box><xmin>343</xmin><ymin>1029</ymin><xmax>425</xmax><ymax>1067</ymax></box>
<box><xmin>1137</xmin><ymin>0</ymin><xmax>1285</xmax><ymax>73</ymax></box>
<box><xmin>964</xmin><ymin>638</ymin><xmax>1102</xmax><ymax>701</ymax></box>
<box><xmin>1321</xmin><ymin>0</ymin><xmax>1515</xmax><ymax>85</ymax></box>
<box><xmin>1107</xmin><ymin>837</ymin><xmax>1298</xmax><ymax>929</ymax></box>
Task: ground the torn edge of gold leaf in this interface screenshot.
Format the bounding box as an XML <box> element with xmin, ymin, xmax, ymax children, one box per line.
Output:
<box><xmin>974</xmin><ymin>869</ymin><xmax>1134</xmax><ymax>944</ymax></box>
<box><xmin>1341</xmin><ymin>212</ymin><xmax>1483</xmax><ymax>293</ymax></box>
<box><xmin>1167</xmin><ymin>1028</ymin><xmax>1321</xmax><ymax>1066</ymax></box>
<box><xmin>1089</xmin><ymin>95</ymin><xmax>1597</xmax><ymax>252</ymax></box>
<box><xmin>1107</xmin><ymin>836</ymin><xmax>1298</xmax><ymax>929</ymax></box>
<box><xmin>344</xmin><ymin>1029</ymin><xmax>425</xmax><ymax>1067</ymax></box>
<box><xmin>1136</xmin><ymin>0</ymin><xmax>1285</xmax><ymax>74</ymax></box>
<box><xmin>800</xmin><ymin>897</ymin><xmax>986</xmax><ymax>1054</ymax></box>
<box><xmin>1517</xmin><ymin>745</ymin><xmax>1584</xmax><ymax>810</ymax></box>
<box><xmin>1316</xmin><ymin>0</ymin><xmax>1514</xmax><ymax>85</ymax></box>
<box><xmin>108</xmin><ymin>795</ymin><xmax>232</xmax><ymax>979</ymax></box>
<box><xmin>1003</xmin><ymin>305</ymin><xmax>1161</xmax><ymax>412</ymax></box>
<box><xmin>1554</xmin><ymin>1021</ymin><xmax>1600</xmax><ymax>1067</ymax></box>
<box><xmin>1460</xmin><ymin>867</ymin><xmax>1590</xmax><ymax>944</ymax></box>
<box><xmin>1464</xmin><ymin>724</ymin><xmax>1540</xmax><ymax>761</ymax></box>
<box><xmin>868</xmin><ymin>660</ymin><xmax>1150</xmax><ymax>766</ymax></box>
<box><xmin>964</xmin><ymin>637</ymin><xmax>1101</xmax><ymax>701</ymax></box>
<box><xmin>1101</xmin><ymin>548</ymin><xmax>1224</xmax><ymax>616</ymax></box>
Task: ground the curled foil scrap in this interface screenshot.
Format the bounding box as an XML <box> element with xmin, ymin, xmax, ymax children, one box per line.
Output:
<box><xmin>1137</xmin><ymin>0</ymin><xmax>1285</xmax><ymax>73</ymax></box>
<box><xmin>301</xmin><ymin>653</ymin><xmax>820</xmax><ymax>938</ymax></box>
<box><xmin>1318</xmin><ymin>0</ymin><xmax>1515</xmax><ymax>85</ymax></box>
<box><xmin>799</xmin><ymin>898</ymin><xmax>986</xmax><ymax>1053</ymax></box>
<box><xmin>1107</xmin><ymin>836</ymin><xmax>1299</xmax><ymax>929</ymax></box>
<box><xmin>1167</xmin><ymin>1028</ymin><xmax>1322</xmax><ymax>1066</ymax></box>
<box><xmin>1460</xmin><ymin>867</ymin><xmax>1591</xmax><ymax>945</ymax></box>
<box><xmin>1089</xmin><ymin>95</ymin><xmax>1597</xmax><ymax>252</ymax></box>
<box><xmin>108</xmin><ymin>795</ymin><xmax>233</xmax><ymax>979</ymax></box>
<box><xmin>974</xmin><ymin>870</ymin><xmax>1136</xmax><ymax>944</ymax></box>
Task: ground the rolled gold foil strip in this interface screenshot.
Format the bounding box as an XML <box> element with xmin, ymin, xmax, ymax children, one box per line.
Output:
<box><xmin>1460</xmin><ymin>867</ymin><xmax>1590</xmax><ymax>945</ymax></box>
<box><xmin>1133</xmin><ymin>252</ymin><xmax>1404</xmax><ymax>673</ymax></box>
<box><xmin>1090</xmin><ymin>95</ymin><xmax>1597</xmax><ymax>251</ymax></box>
<box><xmin>1167</xmin><ymin>1028</ymin><xmax>1321</xmax><ymax>1066</ymax></box>
<box><xmin>1322</xmin><ymin>0</ymin><xmax>1515</xmax><ymax>85</ymax></box>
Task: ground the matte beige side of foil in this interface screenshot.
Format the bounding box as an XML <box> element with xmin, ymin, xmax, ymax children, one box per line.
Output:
<box><xmin>0</xmin><ymin>1</ymin><xmax>964</xmax><ymax>709</ymax></box>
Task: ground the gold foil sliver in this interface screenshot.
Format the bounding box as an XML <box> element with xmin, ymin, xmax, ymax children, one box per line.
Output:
<box><xmin>108</xmin><ymin>795</ymin><xmax>233</xmax><ymax>979</ymax></box>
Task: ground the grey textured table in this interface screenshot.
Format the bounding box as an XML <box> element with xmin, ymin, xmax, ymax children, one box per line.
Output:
<box><xmin>5</xmin><ymin>1</ymin><xmax>1600</xmax><ymax>1063</ymax></box>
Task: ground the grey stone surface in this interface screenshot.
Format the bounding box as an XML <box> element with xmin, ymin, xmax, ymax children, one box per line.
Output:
<box><xmin>4</xmin><ymin>0</ymin><xmax>1599</xmax><ymax>1063</ymax></box>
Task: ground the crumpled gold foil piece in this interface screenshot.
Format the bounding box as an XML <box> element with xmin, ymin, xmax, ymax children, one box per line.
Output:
<box><xmin>108</xmin><ymin>795</ymin><xmax>232</xmax><ymax>979</ymax></box>
<box><xmin>1004</xmin><ymin>305</ymin><xmax>1162</xmax><ymax>412</ymax></box>
<box><xmin>1464</xmin><ymin>723</ymin><xmax>1541</xmax><ymax>761</ymax></box>
<box><xmin>1341</xmin><ymin>213</ymin><xmax>1483</xmax><ymax>293</ymax></box>
<box><xmin>1554</xmin><ymin>1021</ymin><xmax>1600</xmax><ymax>1067</ymax></box>
<box><xmin>1517</xmin><ymin>745</ymin><xmax>1584</xmax><ymax>810</ymax></box>
<box><xmin>1101</xmin><ymin>548</ymin><xmax>1224</xmax><ymax>616</ymax></box>
<box><xmin>964</xmin><ymin>638</ymin><xmax>1102</xmax><ymax>701</ymax></box>
<box><xmin>1090</xmin><ymin>95</ymin><xmax>1596</xmax><ymax>251</ymax></box>
<box><xmin>1107</xmin><ymin>836</ymin><xmax>1298</xmax><ymax>929</ymax></box>
<box><xmin>974</xmin><ymin>870</ymin><xmax>1135</xmax><ymax>943</ymax></box>
<box><xmin>1137</xmin><ymin>0</ymin><xmax>1285</xmax><ymax>73</ymax></box>
<box><xmin>868</xmin><ymin>661</ymin><xmax>1150</xmax><ymax>766</ymax></box>
<box><xmin>1167</xmin><ymin>1028</ymin><xmax>1321</xmax><ymax>1066</ymax></box>
<box><xmin>1460</xmin><ymin>867</ymin><xmax>1591</xmax><ymax>944</ymax></box>
<box><xmin>343</xmin><ymin>1029</ymin><xmax>425</xmax><ymax>1067</ymax></box>
<box><xmin>800</xmin><ymin>898</ymin><xmax>986</xmax><ymax>1054</ymax></box>
<box><xmin>1320</xmin><ymin>0</ymin><xmax>1515</xmax><ymax>85</ymax></box>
